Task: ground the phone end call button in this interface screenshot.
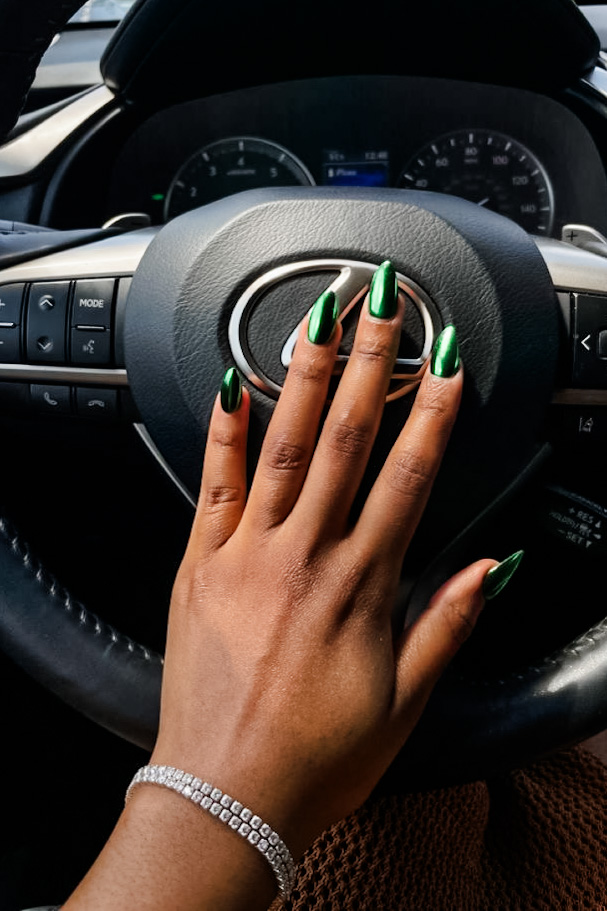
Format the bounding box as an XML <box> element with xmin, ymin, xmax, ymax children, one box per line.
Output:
<box><xmin>76</xmin><ymin>387</ymin><xmax>118</xmax><ymax>420</ymax></box>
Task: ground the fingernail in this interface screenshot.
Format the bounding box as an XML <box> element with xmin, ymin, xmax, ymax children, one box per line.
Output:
<box><xmin>482</xmin><ymin>550</ymin><xmax>524</xmax><ymax>601</ymax></box>
<box><xmin>369</xmin><ymin>260</ymin><xmax>398</xmax><ymax>319</ymax></box>
<box><xmin>220</xmin><ymin>367</ymin><xmax>242</xmax><ymax>413</ymax></box>
<box><xmin>431</xmin><ymin>325</ymin><xmax>460</xmax><ymax>378</ymax></box>
<box><xmin>308</xmin><ymin>289</ymin><xmax>339</xmax><ymax>345</ymax></box>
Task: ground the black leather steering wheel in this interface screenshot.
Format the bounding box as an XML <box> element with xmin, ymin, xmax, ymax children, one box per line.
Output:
<box><xmin>1</xmin><ymin>0</ymin><xmax>607</xmax><ymax>789</ymax></box>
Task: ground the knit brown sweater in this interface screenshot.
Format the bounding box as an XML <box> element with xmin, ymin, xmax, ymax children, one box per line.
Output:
<box><xmin>272</xmin><ymin>748</ymin><xmax>607</xmax><ymax>910</ymax></box>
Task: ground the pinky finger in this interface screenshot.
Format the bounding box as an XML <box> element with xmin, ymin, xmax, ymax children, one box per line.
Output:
<box><xmin>191</xmin><ymin>369</ymin><xmax>250</xmax><ymax>552</ymax></box>
<box><xmin>392</xmin><ymin>553</ymin><xmax>522</xmax><ymax>726</ymax></box>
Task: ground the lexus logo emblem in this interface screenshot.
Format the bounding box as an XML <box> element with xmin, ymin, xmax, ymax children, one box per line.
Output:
<box><xmin>228</xmin><ymin>259</ymin><xmax>441</xmax><ymax>400</ymax></box>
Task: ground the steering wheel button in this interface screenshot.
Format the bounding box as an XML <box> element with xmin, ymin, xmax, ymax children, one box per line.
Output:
<box><xmin>0</xmin><ymin>283</ymin><xmax>25</xmax><ymax>324</ymax></box>
<box><xmin>597</xmin><ymin>330</ymin><xmax>607</xmax><ymax>360</ymax></box>
<box><xmin>72</xmin><ymin>278</ymin><xmax>115</xmax><ymax>329</ymax></box>
<box><xmin>70</xmin><ymin>327</ymin><xmax>111</xmax><ymax>365</ymax></box>
<box><xmin>30</xmin><ymin>384</ymin><xmax>71</xmax><ymax>415</ymax></box>
<box><xmin>37</xmin><ymin>295</ymin><xmax>55</xmax><ymax>312</ymax></box>
<box><xmin>75</xmin><ymin>387</ymin><xmax>118</xmax><ymax>420</ymax></box>
<box><xmin>26</xmin><ymin>281</ymin><xmax>69</xmax><ymax>363</ymax></box>
<box><xmin>572</xmin><ymin>293</ymin><xmax>607</xmax><ymax>387</ymax></box>
<box><xmin>0</xmin><ymin>327</ymin><xmax>21</xmax><ymax>363</ymax></box>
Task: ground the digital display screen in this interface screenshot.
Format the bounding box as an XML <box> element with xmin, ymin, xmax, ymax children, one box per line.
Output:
<box><xmin>323</xmin><ymin>150</ymin><xmax>389</xmax><ymax>187</ymax></box>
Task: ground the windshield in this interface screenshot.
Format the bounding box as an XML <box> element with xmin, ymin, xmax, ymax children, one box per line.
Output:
<box><xmin>69</xmin><ymin>0</ymin><xmax>136</xmax><ymax>24</ymax></box>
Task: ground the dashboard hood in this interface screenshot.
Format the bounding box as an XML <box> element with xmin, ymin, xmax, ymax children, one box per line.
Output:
<box><xmin>100</xmin><ymin>0</ymin><xmax>600</xmax><ymax>109</ymax></box>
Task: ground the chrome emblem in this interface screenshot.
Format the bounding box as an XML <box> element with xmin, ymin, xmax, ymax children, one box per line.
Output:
<box><xmin>228</xmin><ymin>259</ymin><xmax>441</xmax><ymax>400</ymax></box>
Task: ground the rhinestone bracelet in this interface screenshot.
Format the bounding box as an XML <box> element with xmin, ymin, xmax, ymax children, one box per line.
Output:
<box><xmin>125</xmin><ymin>765</ymin><xmax>296</xmax><ymax>900</ymax></box>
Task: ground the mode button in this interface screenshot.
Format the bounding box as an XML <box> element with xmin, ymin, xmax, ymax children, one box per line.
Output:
<box><xmin>72</xmin><ymin>278</ymin><xmax>115</xmax><ymax>329</ymax></box>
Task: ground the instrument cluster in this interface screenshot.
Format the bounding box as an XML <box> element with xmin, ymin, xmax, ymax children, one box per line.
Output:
<box><xmin>163</xmin><ymin>129</ymin><xmax>554</xmax><ymax>235</ymax></box>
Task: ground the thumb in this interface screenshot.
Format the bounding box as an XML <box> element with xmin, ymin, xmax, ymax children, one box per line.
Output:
<box><xmin>392</xmin><ymin>553</ymin><xmax>523</xmax><ymax>722</ymax></box>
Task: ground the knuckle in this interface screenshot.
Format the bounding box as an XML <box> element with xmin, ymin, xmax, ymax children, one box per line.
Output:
<box><xmin>203</xmin><ymin>483</ymin><xmax>243</xmax><ymax>510</ymax></box>
<box><xmin>444</xmin><ymin>599</ymin><xmax>476</xmax><ymax>649</ymax></box>
<box><xmin>288</xmin><ymin>356</ymin><xmax>328</xmax><ymax>386</ymax></box>
<box><xmin>354</xmin><ymin>335</ymin><xmax>395</xmax><ymax>365</ymax></box>
<box><xmin>416</xmin><ymin>382</ymin><xmax>453</xmax><ymax>422</ymax></box>
<box><xmin>210</xmin><ymin>425</ymin><xmax>240</xmax><ymax>451</ymax></box>
<box><xmin>325</xmin><ymin>419</ymin><xmax>373</xmax><ymax>458</ymax></box>
<box><xmin>388</xmin><ymin>450</ymin><xmax>434</xmax><ymax>498</ymax></box>
<box><xmin>264</xmin><ymin>436</ymin><xmax>308</xmax><ymax>473</ymax></box>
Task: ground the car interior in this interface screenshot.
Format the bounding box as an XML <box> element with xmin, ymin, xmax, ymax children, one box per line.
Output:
<box><xmin>1</xmin><ymin>0</ymin><xmax>607</xmax><ymax>906</ymax></box>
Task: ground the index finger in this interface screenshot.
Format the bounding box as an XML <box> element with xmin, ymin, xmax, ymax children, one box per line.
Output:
<box><xmin>353</xmin><ymin>325</ymin><xmax>462</xmax><ymax>562</ymax></box>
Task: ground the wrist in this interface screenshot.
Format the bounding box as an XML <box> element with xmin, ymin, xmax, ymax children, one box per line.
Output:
<box><xmin>150</xmin><ymin>743</ymin><xmax>315</xmax><ymax>858</ymax></box>
<box><xmin>127</xmin><ymin>765</ymin><xmax>296</xmax><ymax>899</ymax></box>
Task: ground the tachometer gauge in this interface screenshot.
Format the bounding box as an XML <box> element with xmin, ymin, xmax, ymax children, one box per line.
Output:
<box><xmin>165</xmin><ymin>136</ymin><xmax>314</xmax><ymax>220</ymax></box>
<box><xmin>398</xmin><ymin>129</ymin><xmax>554</xmax><ymax>235</ymax></box>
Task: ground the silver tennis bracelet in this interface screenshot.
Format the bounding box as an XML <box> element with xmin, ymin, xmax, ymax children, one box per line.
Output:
<box><xmin>126</xmin><ymin>765</ymin><xmax>296</xmax><ymax>899</ymax></box>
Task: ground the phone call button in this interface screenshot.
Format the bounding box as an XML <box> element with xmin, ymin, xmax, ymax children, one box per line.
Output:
<box><xmin>30</xmin><ymin>384</ymin><xmax>71</xmax><ymax>414</ymax></box>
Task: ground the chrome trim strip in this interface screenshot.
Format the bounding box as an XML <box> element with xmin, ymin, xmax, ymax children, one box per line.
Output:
<box><xmin>0</xmin><ymin>227</ymin><xmax>157</xmax><ymax>283</ymax></box>
<box><xmin>133</xmin><ymin>424</ymin><xmax>197</xmax><ymax>508</ymax></box>
<box><xmin>552</xmin><ymin>389</ymin><xmax>607</xmax><ymax>406</ymax></box>
<box><xmin>229</xmin><ymin>259</ymin><xmax>441</xmax><ymax>397</ymax></box>
<box><xmin>0</xmin><ymin>365</ymin><xmax>128</xmax><ymax>386</ymax></box>
<box><xmin>0</xmin><ymin>85</ymin><xmax>115</xmax><ymax>178</ymax></box>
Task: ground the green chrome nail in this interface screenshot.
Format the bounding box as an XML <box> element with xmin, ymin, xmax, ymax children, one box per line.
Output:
<box><xmin>220</xmin><ymin>367</ymin><xmax>242</xmax><ymax>414</ymax></box>
<box><xmin>308</xmin><ymin>289</ymin><xmax>339</xmax><ymax>345</ymax></box>
<box><xmin>369</xmin><ymin>260</ymin><xmax>398</xmax><ymax>319</ymax></box>
<box><xmin>482</xmin><ymin>550</ymin><xmax>524</xmax><ymax>601</ymax></box>
<box><xmin>431</xmin><ymin>325</ymin><xmax>460</xmax><ymax>378</ymax></box>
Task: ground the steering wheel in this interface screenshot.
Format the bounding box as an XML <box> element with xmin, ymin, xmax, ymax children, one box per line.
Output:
<box><xmin>1</xmin><ymin>0</ymin><xmax>607</xmax><ymax>790</ymax></box>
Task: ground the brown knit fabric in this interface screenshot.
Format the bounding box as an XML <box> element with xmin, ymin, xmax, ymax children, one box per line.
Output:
<box><xmin>271</xmin><ymin>749</ymin><xmax>607</xmax><ymax>910</ymax></box>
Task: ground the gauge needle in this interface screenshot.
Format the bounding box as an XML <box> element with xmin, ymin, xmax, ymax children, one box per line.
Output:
<box><xmin>476</xmin><ymin>197</ymin><xmax>490</xmax><ymax>207</ymax></box>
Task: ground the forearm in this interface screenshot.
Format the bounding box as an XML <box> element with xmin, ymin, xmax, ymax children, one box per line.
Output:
<box><xmin>63</xmin><ymin>786</ymin><xmax>277</xmax><ymax>911</ymax></box>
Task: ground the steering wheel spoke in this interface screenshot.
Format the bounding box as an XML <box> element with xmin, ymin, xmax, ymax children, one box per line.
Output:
<box><xmin>0</xmin><ymin>228</ymin><xmax>154</xmax><ymax>421</ymax></box>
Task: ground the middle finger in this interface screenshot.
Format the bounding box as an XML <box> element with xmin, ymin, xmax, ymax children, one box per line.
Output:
<box><xmin>292</xmin><ymin>261</ymin><xmax>404</xmax><ymax>538</ymax></box>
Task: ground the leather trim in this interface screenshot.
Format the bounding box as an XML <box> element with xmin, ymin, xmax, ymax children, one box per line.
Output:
<box><xmin>392</xmin><ymin>610</ymin><xmax>607</xmax><ymax>788</ymax></box>
<box><xmin>0</xmin><ymin>516</ymin><xmax>162</xmax><ymax>749</ymax></box>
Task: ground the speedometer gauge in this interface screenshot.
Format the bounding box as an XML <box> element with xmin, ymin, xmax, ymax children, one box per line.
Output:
<box><xmin>165</xmin><ymin>136</ymin><xmax>314</xmax><ymax>220</ymax></box>
<box><xmin>398</xmin><ymin>129</ymin><xmax>554</xmax><ymax>235</ymax></box>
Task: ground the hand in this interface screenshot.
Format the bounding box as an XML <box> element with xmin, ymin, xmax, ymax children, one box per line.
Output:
<box><xmin>150</xmin><ymin>263</ymin><xmax>499</xmax><ymax>857</ymax></box>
